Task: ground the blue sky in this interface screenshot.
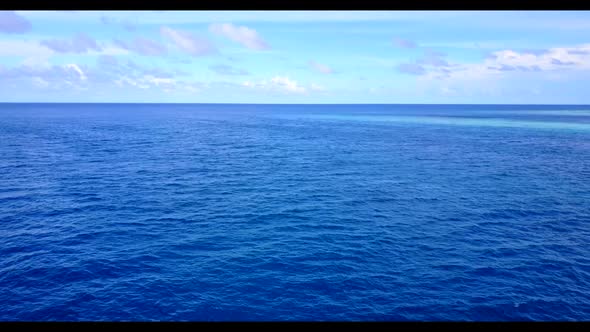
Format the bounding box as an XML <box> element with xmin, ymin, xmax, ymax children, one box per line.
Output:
<box><xmin>1</xmin><ymin>10</ymin><xmax>590</xmax><ymax>104</ymax></box>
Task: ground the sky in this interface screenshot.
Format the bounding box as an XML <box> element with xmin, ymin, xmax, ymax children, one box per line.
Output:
<box><xmin>1</xmin><ymin>10</ymin><xmax>590</xmax><ymax>104</ymax></box>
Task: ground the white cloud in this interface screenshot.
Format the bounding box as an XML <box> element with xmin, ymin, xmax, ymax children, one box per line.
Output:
<box><xmin>484</xmin><ymin>45</ymin><xmax>590</xmax><ymax>71</ymax></box>
<box><xmin>407</xmin><ymin>43</ymin><xmax>590</xmax><ymax>98</ymax></box>
<box><xmin>160</xmin><ymin>26</ymin><xmax>217</xmax><ymax>56</ymax></box>
<box><xmin>242</xmin><ymin>76</ymin><xmax>319</xmax><ymax>94</ymax></box>
<box><xmin>210</xmin><ymin>23</ymin><xmax>269</xmax><ymax>50</ymax></box>
<box><xmin>143</xmin><ymin>75</ymin><xmax>175</xmax><ymax>86</ymax></box>
<box><xmin>1</xmin><ymin>59</ymin><xmax>206</xmax><ymax>96</ymax></box>
<box><xmin>0</xmin><ymin>63</ymin><xmax>93</xmax><ymax>91</ymax></box>
<box><xmin>65</xmin><ymin>64</ymin><xmax>87</xmax><ymax>81</ymax></box>
<box><xmin>270</xmin><ymin>76</ymin><xmax>305</xmax><ymax>93</ymax></box>
<box><xmin>113</xmin><ymin>73</ymin><xmax>198</xmax><ymax>92</ymax></box>
<box><xmin>419</xmin><ymin>43</ymin><xmax>590</xmax><ymax>84</ymax></box>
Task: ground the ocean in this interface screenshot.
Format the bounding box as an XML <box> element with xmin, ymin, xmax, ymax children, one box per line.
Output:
<box><xmin>0</xmin><ymin>103</ymin><xmax>589</xmax><ymax>321</ymax></box>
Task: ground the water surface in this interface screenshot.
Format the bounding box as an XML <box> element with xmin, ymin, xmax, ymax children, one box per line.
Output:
<box><xmin>1</xmin><ymin>103</ymin><xmax>589</xmax><ymax>321</ymax></box>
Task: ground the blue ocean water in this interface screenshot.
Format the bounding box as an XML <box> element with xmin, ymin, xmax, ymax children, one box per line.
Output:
<box><xmin>0</xmin><ymin>103</ymin><xmax>589</xmax><ymax>321</ymax></box>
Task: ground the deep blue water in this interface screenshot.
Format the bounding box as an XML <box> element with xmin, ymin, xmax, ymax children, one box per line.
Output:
<box><xmin>1</xmin><ymin>103</ymin><xmax>589</xmax><ymax>321</ymax></box>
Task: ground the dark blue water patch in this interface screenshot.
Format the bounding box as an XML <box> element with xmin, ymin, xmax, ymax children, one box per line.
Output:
<box><xmin>1</xmin><ymin>103</ymin><xmax>590</xmax><ymax>321</ymax></box>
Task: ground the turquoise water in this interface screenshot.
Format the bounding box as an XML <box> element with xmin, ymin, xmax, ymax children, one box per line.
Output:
<box><xmin>282</xmin><ymin>113</ymin><xmax>590</xmax><ymax>131</ymax></box>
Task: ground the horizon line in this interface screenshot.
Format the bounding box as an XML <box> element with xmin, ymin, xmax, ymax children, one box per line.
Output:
<box><xmin>1</xmin><ymin>102</ymin><xmax>590</xmax><ymax>106</ymax></box>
